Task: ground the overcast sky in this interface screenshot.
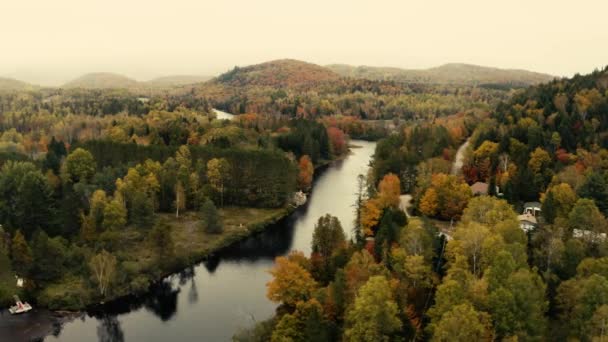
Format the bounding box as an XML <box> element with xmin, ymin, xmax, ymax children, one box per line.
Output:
<box><xmin>1</xmin><ymin>0</ymin><xmax>607</xmax><ymax>86</ymax></box>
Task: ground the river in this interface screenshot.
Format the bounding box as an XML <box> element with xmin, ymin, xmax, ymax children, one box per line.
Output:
<box><xmin>3</xmin><ymin>140</ymin><xmax>375</xmax><ymax>342</ymax></box>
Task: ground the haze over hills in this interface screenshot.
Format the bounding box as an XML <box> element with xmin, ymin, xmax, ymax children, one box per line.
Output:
<box><xmin>145</xmin><ymin>75</ymin><xmax>212</xmax><ymax>87</ymax></box>
<box><xmin>62</xmin><ymin>72</ymin><xmax>139</xmax><ymax>89</ymax></box>
<box><xmin>61</xmin><ymin>72</ymin><xmax>213</xmax><ymax>89</ymax></box>
<box><xmin>5</xmin><ymin>60</ymin><xmax>556</xmax><ymax>91</ymax></box>
<box><xmin>0</xmin><ymin>77</ymin><xmax>37</xmax><ymax>91</ymax></box>
<box><xmin>327</xmin><ymin>63</ymin><xmax>556</xmax><ymax>86</ymax></box>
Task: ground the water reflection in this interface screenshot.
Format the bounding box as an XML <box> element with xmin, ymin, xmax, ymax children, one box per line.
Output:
<box><xmin>97</xmin><ymin>316</ymin><xmax>124</xmax><ymax>342</ymax></box>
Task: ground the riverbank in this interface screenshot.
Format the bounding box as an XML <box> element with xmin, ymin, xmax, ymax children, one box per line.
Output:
<box><xmin>35</xmin><ymin>206</ymin><xmax>295</xmax><ymax>312</ymax></box>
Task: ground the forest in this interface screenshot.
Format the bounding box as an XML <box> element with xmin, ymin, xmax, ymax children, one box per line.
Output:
<box><xmin>1</xmin><ymin>59</ymin><xmax>607</xmax><ymax>341</ymax></box>
<box><xmin>0</xmin><ymin>86</ymin><xmax>351</xmax><ymax>310</ymax></box>
<box><xmin>242</xmin><ymin>66</ymin><xmax>608</xmax><ymax>341</ymax></box>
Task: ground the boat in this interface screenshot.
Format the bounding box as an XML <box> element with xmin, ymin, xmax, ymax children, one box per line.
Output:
<box><xmin>8</xmin><ymin>295</ymin><xmax>32</xmax><ymax>314</ymax></box>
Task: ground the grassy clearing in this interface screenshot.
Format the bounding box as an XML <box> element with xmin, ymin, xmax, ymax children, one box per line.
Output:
<box><xmin>39</xmin><ymin>206</ymin><xmax>291</xmax><ymax>310</ymax></box>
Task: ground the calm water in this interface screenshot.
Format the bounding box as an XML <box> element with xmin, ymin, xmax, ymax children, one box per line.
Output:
<box><xmin>2</xmin><ymin>140</ymin><xmax>375</xmax><ymax>342</ymax></box>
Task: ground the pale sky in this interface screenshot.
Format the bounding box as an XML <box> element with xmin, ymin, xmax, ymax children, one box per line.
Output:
<box><xmin>1</xmin><ymin>0</ymin><xmax>607</xmax><ymax>86</ymax></box>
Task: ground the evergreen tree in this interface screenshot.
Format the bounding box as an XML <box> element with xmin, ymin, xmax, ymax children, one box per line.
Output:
<box><xmin>200</xmin><ymin>199</ymin><xmax>222</xmax><ymax>234</ymax></box>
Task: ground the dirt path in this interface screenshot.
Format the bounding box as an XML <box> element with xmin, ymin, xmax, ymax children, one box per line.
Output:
<box><xmin>451</xmin><ymin>139</ymin><xmax>470</xmax><ymax>175</ymax></box>
<box><xmin>399</xmin><ymin>194</ymin><xmax>412</xmax><ymax>218</ymax></box>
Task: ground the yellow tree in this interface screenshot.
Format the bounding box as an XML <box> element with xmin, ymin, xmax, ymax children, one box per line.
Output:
<box><xmin>207</xmin><ymin>158</ymin><xmax>231</xmax><ymax>207</ymax></box>
<box><xmin>419</xmin><ymin>188</ymin><xmax>439</xmax><ymax>217</ymax></box>
<box><xmin>267</xmin><ymin>255</ymin><xmax>317</xmax><ymax>308</ymax></box>
<box><xmin>377</xmin><ymin>173</ymin><xmax>401</xmax><ymax>208</ymax></box>
<box><xmin>361</xmin><ymin>199</ymin><xmax>382</xmax><ymax>236</ymax></box>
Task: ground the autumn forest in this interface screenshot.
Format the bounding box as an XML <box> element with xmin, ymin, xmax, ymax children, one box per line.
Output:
<box><xmin>1</xmin><ymin>56</ymin><xmax>608</xmax><ymax>342</ymax></box>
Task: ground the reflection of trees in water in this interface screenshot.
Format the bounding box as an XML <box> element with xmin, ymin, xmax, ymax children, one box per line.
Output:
<box><xmin>87</xmin><ymin>279</ymin><xmax>180</xmax><ymax>323</ymax></box>
<box><xmin>202</xmin><ymin>210</ymin><xmax>305</xmax><ymax>273</ymax></box>
<box><xmin>143</xmin><ymin>280</ymin><xmax>180</xmax><ymax>321</ymax></box>
<box><xmin>97</xmin><ymin>316</ymin><xmax>124</xmax><ymax>342</ymax></box>
<box><xmin>188</xmin><ymin>278</ymin><xmax>198</xmax><ymax>304</ymax></box>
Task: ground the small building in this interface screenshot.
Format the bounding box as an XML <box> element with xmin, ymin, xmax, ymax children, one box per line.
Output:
<box><xmin>523</xmin><ymin>202</ymin><xmax>542</xmax><ymax>217</ymax></box>
<box><xmin>470</xmin><ymin>182</ymin><xmax>489</xmax><ymax>196</ymax></box>
<box><xmin>518</xmin><ymin>213</ymin><xmax>538</xmax><ymax>232</ymax></box>
<box><xmin>573</xmin><ymin>229</ymin><xmax>607</xmax><ymax>243</ymax></box>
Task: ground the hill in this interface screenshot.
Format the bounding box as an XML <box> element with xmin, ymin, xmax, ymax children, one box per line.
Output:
<box><xmin>327</xmin><ymin>63</ymin><xmax>555</xmax><ymax>87</ymax></box>
<box><xmin>145</xmin><ymin>75</ymin><xmax>212</xmax><ymax>87</ymax></box>
<box><xmin>62</xmin><ymin>72</ymin><xmax>139</xmax><ymax>89</ymax></box>
<box><xmin>0</xmin><ymin>77</ymin><xmax>36</xmax><ymax>91</ymax></box>
<box><xmin>213</xmin><ymin>59</ymin><xmax>341</xmax><ymax>87</ymax></box>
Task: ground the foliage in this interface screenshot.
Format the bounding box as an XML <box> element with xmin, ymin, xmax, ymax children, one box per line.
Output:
<box><xmin>344</xmin><ymin>276</ymin><xmax>401</xmax><ymax>342</ymax></box>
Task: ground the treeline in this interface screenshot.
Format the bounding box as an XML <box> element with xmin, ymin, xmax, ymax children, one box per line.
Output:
<box><xmin>75</xmin><ymin>140</ymin><xmax>296</xmax><ymax>208</ymax></box>
<box><xmin>203</xmin><ymin>77</ymin><xmax>507</xmax><ymax>121</ymax></box>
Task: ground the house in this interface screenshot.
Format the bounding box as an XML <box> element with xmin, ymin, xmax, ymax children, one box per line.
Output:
<box><xmin>517</xmin><ymin>213</ymin><xmax>538</xmax><ymax>232</ymax></box>
<box><xmin>573</xmin><ymin>229</ymin><xmax>607</xmax><ymax>243</ymax></box>
<box><xmin>523</xmin><ymin>202</ymin><xmax>542</xmax><ymax>217</ymax></box>
<box><xmin>470</xmin><ymin>182</ymin><xmax>489</xmax><ymax>196</ymax></box>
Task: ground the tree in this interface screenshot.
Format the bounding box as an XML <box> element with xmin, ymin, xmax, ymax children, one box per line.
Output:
<box><xmin>392</xmin><ymin>250</ymin><xmax>434</xmax><ymax>290</ymax></box>
<box><xmin>130</xmin><ymin>190</ymin><xmax>154</xmax><ymax>227</ymax></box>
<box><xmin>30</xmin><ymin>232</ymin><xmax>68</xmax><ymax>283</ymax></box>
<box><xmin>344</xmin><ymin>250</ymin><xmax>388</xmax><ymax>304</ymax></box>
<box><xmin>297</xmin><ymin>155</ymin><xmax>314</xmax><ymax>191</ymax></box>
<box><xmin>377</xmin><ymin>173</ymin><xmax>401</xmax><ymax>209</ymax></box>
<box><xmin>431</xmin><ymin>303</ymin><xmax>489</xmax><ymax>342</ymax></box>
<box><xmin>15</xmin><ymin>170</ymin><xmax>54</xmax><ymax>237</ymax></box>
<box><xmin>360</xmin><ymin>199</ymin><xmax>382</xmax><ymax>236</ymax></box>
<box><xmin>89</xmin><ymin>189</ymin><xmax>108</xmax><ymax>231</ymax></box>
<box><xmin>271</xmin><ymin>313</ymin><xmax>301</xmax><ymax>342</ymax></box>
<box><xmin>590</xmin><ymin>305</ymin><xmax>608</xmax><ymax>341</ymax></box>
<box><xmin>103</xmin><ymin>195</ymin><xmax>127</xmax><ymax>231</ymax></box>
<box><xmin>344</xmin><ymin>276</ymin><xmax>401</xmax><ymax>342</ymax></box>
<box><xmin>312</xmin><ymin>214</ymin><xmax>346</xmax><ymax>259</ymax></box>
<box><xmin>451</xmin><ymin>222</ymin><xmax>491</xmax><ymax>277</ymax></box>
<box><xmin>421</xmin><ymin>173</ymin><xmax>472</xmax><ymax>220</ymax></box>
<box><xmin>543</xmin><ymin>183</ymin><xmax>577</xmax><ymax>223</ymax></box>
<box><xmin>89</xmin><ymin>249</ymin><xmax>117</xmax><ymax>298</ymax></box>
<box><xmin>578</xmin><ymin>172</ymin><xmax>608</xmax><ymax>216</ymax></box>
<box><xmin>557</xmin><ymin>274</ymin><xmax>608</xmax><ymax>337</ymax></box>
<box><xmin>10</xmin><ymin>230</ymin><xmax>32</xmax><ymax>277</ymax></box>
<box><xmin>207</xmin><ymin>158</ymin><xmax>231</xmax><ymax>207</ymax></box>
<box><xmin>174</xmin><ymin>181</ymin><xmax>186</xmax><ymax>218</ymax></box>
<box><xmin>267</xmin><ymin>255</ymin><xmax>317</xmax><ymax>308</ymax></box>
<box><xmin>419</xmin><ymin>188</ymin><xmax>438</xmax><ymax>217</ymax></box>
<box><xmin>200</xmin><ymin>199</ymin><xmax>222</xmax><ymax>234</ymax></box>
<box><xmin>327</xmin><ymin>126</ymin><xmax>347</xmax><ymax>156</ymax></box>
<box><xmin>64</xmin><ymin>148</ymin><xmax>96</xmax><ymax>183</ymax></box>
<box><xmin>353</xmin><ymin>174</ymin><xmax>367</xmax><ymax>245</ymax></box>
<box><xmin>148</xmin><ymin>220</ymin><xmax>175</xmax><ymax>271</ymax></box>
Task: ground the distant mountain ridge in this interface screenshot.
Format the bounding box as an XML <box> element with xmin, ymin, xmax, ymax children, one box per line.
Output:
<box><xmin>62</xmin><ymin>73</ymin><xmax>212</xmax><ymax>89</ymax></box>
<box><xmin>327</xmin><ymin>63</ymin><xmax>555</xmax><ymax>86</ymax></box>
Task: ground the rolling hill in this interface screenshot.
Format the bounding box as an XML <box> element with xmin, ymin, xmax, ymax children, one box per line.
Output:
<box><xmin>62</xmin><ymin>72</ymin><xmax>139</xmax><ymax>89</ymax></box>
<box><xmin>0</xmin><ymin>77</ymin><xmax>36</xmax><ymax>91</ymax></box>
<box><xmin>213</xmin><ymin>59</ymin><xmax>341</xmax><ymax>87</ymax></box>
<box><xmin>327</xmin><ymin>63</ymin><xmax>555</xmax><ymax>86</ymax></box>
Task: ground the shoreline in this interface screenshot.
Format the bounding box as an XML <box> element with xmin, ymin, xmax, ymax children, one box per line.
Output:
<box><xmin>0</xmin><ymin>205</ymin><xmax>297</xmax><ymax>342</ymax></box>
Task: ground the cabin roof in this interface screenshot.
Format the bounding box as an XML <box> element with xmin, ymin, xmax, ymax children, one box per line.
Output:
<box><xmin>470</xmin><ymin>182</ymin><xmax>489</xmax><ymax>195</ymax></box>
